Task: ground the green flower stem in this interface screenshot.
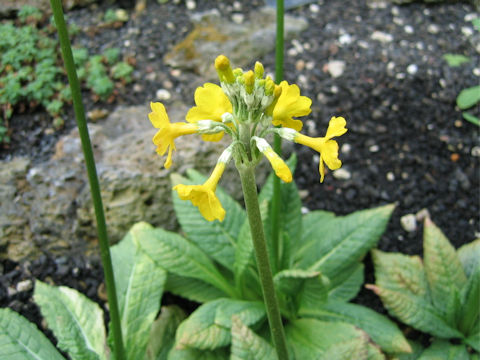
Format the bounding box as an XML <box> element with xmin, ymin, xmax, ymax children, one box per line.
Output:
<box><xmin>271</xmin><ymin>0</ymin><xmax>285</xmax><ymax>272</ymax></box>
<box><xmin>238</xmin><ymin>164</ymin><xmax>289</xmax><ymax>360</ymax></box>
<box><xmin>49</xmin><ymin>1</ymin><xmax>126</xmax><ymax>359</ymax></box>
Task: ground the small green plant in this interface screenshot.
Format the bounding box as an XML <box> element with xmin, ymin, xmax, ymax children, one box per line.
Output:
<box><xmin>111</xmin><ymin>61</ymin><xmax>134</xmax><ymax>83</ymax></box>
<box><xmin>368</xmin><ymin>219</ymin><xmax>480</xmax><ymax>359</ymax></box>
<box><xmin>442</xmin><ymin>54</ymin><xmax>471</xmax><ymax>67</ymax></box>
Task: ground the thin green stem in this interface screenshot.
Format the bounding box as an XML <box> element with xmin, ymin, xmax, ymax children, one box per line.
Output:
<box><xmin>271</xmin><ymin>0</ymin><xmax>285</xmax><ymax>272</ymax></box>
<box><xmin>238</xmin><ymin>165</ymin><xmax>289</xmax><ymax>360</ymax></box>
<box><xmin>49</xmin><ymin>2</ymin><xmax>125</xmax><ymax>359</ymax></box>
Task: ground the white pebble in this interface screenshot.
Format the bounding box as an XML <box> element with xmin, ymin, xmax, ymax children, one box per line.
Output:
<box><xmin>287</xmin><ymin>48</ymin><xmax>298</xmax><ymax>57</ymax></box>
<box><xmin>461</xmin><ymin>26</ymin><xmax>473</xmax><ymax>37</ymax></box>
<box><xmin>166</xmin><ymin>21</ymin><xmax>175</xmax><ymax>30</ymax></box>
<box><xmin>427</xmin><ymin>24</ymin><xmax>440</xmax><ymax>34</ymax></box>
<box><xmin>341</xmin><ymin>143</ymin><xmax>351</xmax><ymax>155</ymax></box>
<box><xmin>232</xmin><ymin>13</ymin><xmax>244</xmax><ymax>24</ymax></box>
<box><xmin>404</xmin><ymin>25</ymin><xmax>414</xmax><ymax>34</ymax></box>
<box><xmin>16</xmin><ymin>279</ymin><xmax>33</xmax><ymax>292</ymax></box>
<box><xmin>186</xmin><ymin>0</ymin><xmax>196</xmax><ymax>10</ymax></box>
<box><xmin>330</xmin><ymin>85</ymin><xmax>339</xmax><ymax>94</ymax></box>
<box><xmin>358</xmin><ymin>40</ymin><xmax>369</xmax><ymax>49</ymax></box>
<box><xmin>339</xmin><ymin>34</ymin><xmax>352</xmax><ymax>45</ymax></box>
<box><xmin>407</xmin><ymin>64</ymin><xmax>418</xmax><ymax>75</ymax></box>
<box><xmin>327</xmin><ymin>60</ymin><xmax>346</xmax><ymax>78</ymax></box>
<box><xmin>386</xmin><ymin>172</ymin><xmax>395</xmax><ymax>181</ymax></box>
<box><xmin>474</xmin><ymin>68</ymin><xmax>480</xmax><ymax>77</ymax></box>
<box><xmin>471</xmin><ymin>146</ymin><xmax>480</xmax><ymax>157</ymax></box>
<box><xmin>309</xmin><ymin>4</ymin><xmax>320</xmax><ymax>13</ymax></box>
<box><xmin>396</xmin><ymin>73</ymin><xmax>406</xmax><ymax>80</ymax></box>
<box><xmin>233</xmin><ymin>1</ymin><xmax>242</xmax><ymax>10</ymax></box>
<box><xmin>371</xmin><ymin>31</ymin><xmax>393</xmax><ymax>43</ymax></box>
<box><xmin>369</xmin><ymin>144</ymin><xmax>380</xmax><ymax>152</ymax></box>
<box><xmin>465</xmin><ymin>13</ymin><xmax>477</xmax><ymax>22</ymax></box>
<box><xmin>301</xmin><ymin>206</ymin><xmax>310</xmax><ymax>214</ymax></box>
<box><xmin>333</xmin><ymin>168</ymin><xmax>351</xmax><ymax>180</ymax></box>
<box><xmin>401</xmin><ymin>214</ymin><xmax>417</xmax><ymax>232</ymax></box>
<box><xmin>156</xmin><ymin>89</ymin><xmax>171</xmax><ymax>101</ymax></box>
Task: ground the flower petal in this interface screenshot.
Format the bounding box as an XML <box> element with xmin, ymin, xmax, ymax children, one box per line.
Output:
<box><xmin>149</xmin><ymin>102</ymin><xmax>169</xmax><ymax>128</ymax></box>
<box><xmin>272</xmin><ymin>81</ymin><xmax>312</xmax><ymax>131</ymax></box>
<box><xmin>325</xmin><ymin>116</ymin><xmax>348</xmax><ymax>140</ymax></box>
<box><xmin>186</xmin><ymin>83</ymin><xmax>232</xmax><ymax>123</ymax></box>
<box><xmin>320</xmin><ymin>139</ymin><xmax>342</xmax><ymax>170</ymax></box>
<box><xmin>319</xmin><ymin>156</ymin><xmax>325</xmax><ymax>183</ymax></box>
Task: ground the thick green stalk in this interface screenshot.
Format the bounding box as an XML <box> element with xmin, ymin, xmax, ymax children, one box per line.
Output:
<box><xmin>271</xmin><ymin>0</ymin><xmax>285</xmax><ymax>272</ymax></box>
<box><xmin>238</xmin><ymin>165</ymin><xmax>289</xmax><ymax>360</ymax></box>
<box><xmin>49</xmin><ymin>2</ymin><xmax>125</xmax><ymax>359</ymax></box>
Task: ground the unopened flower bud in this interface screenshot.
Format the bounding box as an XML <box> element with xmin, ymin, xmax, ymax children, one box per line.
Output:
<box><xmin>244</xmin><ymin>70</ymin><xmax>255</xmax><ymax>94</ymax></box>
<box><xmin>254</xmin><ymin>61</ymin><xmax>264</xmax><ymax>79</ymax></box>
<box><xmin>215</xmin><ymin>55</ymin><xmax>235</xmax><ymax>84</ymax></box>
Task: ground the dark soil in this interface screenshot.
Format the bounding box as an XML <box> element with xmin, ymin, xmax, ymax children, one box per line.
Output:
<box><xmin>1</xmin><ymin>0</ymin><xmax>479</xmax><ymax>354</ymax></box>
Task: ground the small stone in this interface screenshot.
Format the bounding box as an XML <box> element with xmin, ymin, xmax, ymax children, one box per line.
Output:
<box><xmin>301</xmin><ymin>206</ymin><xmax>310</xmax><ymax>214</ymax></box>
<box><xmin>407</xmin><ymin>64</ymin><xmax>418</xmax><ymax>75</ymax></box>
<box><xmin>170</xmin><ymin>69</ymin><xmax>181</xmax><ymax>77</ymax></box>
<box><xmin>166</xmin><ymin>21</ymin><xmax>175</xmax><ymax>30</ymax></box>
<box><xmin>327</xmin><ymin>60</ymin><xmax>345</xmax><ymax>78</ymax></box>
<box><xmin>133</xmin><ymin>84</ymin><xmax>143</xmax><ymax>93</ymax></box>
<box><xmin>87</xmin><ymin>109</ymin><xmax>109</xmax><ymax>122</ymax></box>
<box><xmin>341</xmin><ymin>143</ymin><xmax>351</xmax><ymax>155</ymax></box>
<box><xmin>232</xmin><ymin>13</ymin><xmax>244</xmax><ymax>24</ymax></box>
<box><xmin>473</xmin><ymin>68</ymin><xmax>480</xmax><ymax>77</ymax></box>
<box><xmin>7</xmin><ymin>287</ymin><xmax>17</xmax><ymax>297</ymax></box>
<box><xmin>330</xmin><ymin>85</ymin><xmax>339</xmax><ymax>94</ymax></box>
<box><xmin>97</xmin><ymin>283</ymin><xmax>108</xmax><ymax>301</ymax></box>
<box><xmin>393</xmin><ymin>17</ymin><xmax>404</xmax><ymax>26</ymax></box>
<box><xmin>339</xmin><ymin>33</ymin><xmax>352</xmax><ymax>45</ymax></box>
<box><xmin>309</xmin><ymin>4</ymin><xmax>320</xmax><ymax>13</ymax></box>
<box><xmin>16</xmin><ymin>279</ymin><xmax>33</xmax><ymax>292</ymax></box>
<box><xmin>115</xmin><ymin>9</ymin><xmax>129</xmax><ymax>22</ymax></box>
<box><xmin>369</xmin><ymin>144</ymin><xmax>379</xmax><ymax>152</ymax></box>
<box><xmin>146</xmin><ymin>72</ymin><xmax>156</xmax><ymax>81</ymax></box>
<box><xmin>156</xmin><ymin>89</ymin><xmax>171</xmax><ymax>101</ymax></box>
<box><xmin>124</xmin><ymin>40</ymin><xmax>131</xmax><ymax>47</ymax></box>
<box><xmin>358</xmin><ymin>40</ymin><xmax>369</xmax><ymax>49</ymax></box>
<box><xmin>461</xmin><ymin>26</ymin><xmax>473</xmax><ymax>37</ymax></box>
<box><xmin>400</xmin><ymin>214</ymin><xmax>417</xmax><ymax>232</ymax></box>
<box><xmin>186</xmin><ymin>0</ymin><xmax>196</xmax><ymax>10</ymax></box>
<box><xmin>295</xmin><ymin>59</ymin><xmax>305</xmax><ymax>71</ymax></box>
<box><xmin>404</xmin><ymin>25</ymin><xmax>414</xmax><ymax>34</ymax></box>
<box><xmin>396</xmin><ymin>73</ymin><xmax>406</xmax><ymax>80</ymax></box>
<box><xmin>306</xmin><ymin>61</ymin><xmax>315</xmax><ymax>70</ymax></box>
<box><xmin>372</xmin><ymin>109</ymin><xmax>383</xmax><ymax>120</ymax></box>
<box><xmin>454</xmin><ymin>120</ymin><xmax>462</xmax><ymax>128</ymax></box>
<box><xmin>415</xmin><ymin>208</ymin><xmax>430</xmax><ymax>222</ymax></box>
<box><xmin>333</xmin><ymin>168</ymin><xmax>351</xmax><ymax>180</ymax></box>
<box><xmin>450</xmin><ymin>153</ymin><xmax>460</xmax><ymax>162</ymax></box>
<box><xmin>298</xmin><ymin>190</ymin><xmax>309</xmax><ymax>199</ymax></box>
<box><xmin>371</xmin><ymin>31</ymin><xmax>393</xmax><ymax>43</ymax></box>
<box><xmin>427</xmin><ymin>24</ymin><xmax>440</xmax><ymax>34</ymax></box>
<box><xmin>471</xmin><ymin>146</ymin><xmax>480</xmax><ymax>157</ymax></box>
<box><xmin>287</xmin><ymin>48</ymin><xmax>298</xmax><ymax>57</ymax></box>
<box><xmin>386</xmin><ymin>172</ymin><xmax>395</xmax><ymax>181</ymax></box>
<box><xmin>233</xmin><ymin>1</ymin><xmax>242</xmax><ymax>10</ymax></box>
<box><xmin>465</xmin><ymin>13</ymin><xmax>477</xmax><ymax>22</ymax></box>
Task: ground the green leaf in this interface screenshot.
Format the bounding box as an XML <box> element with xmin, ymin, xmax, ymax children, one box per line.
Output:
<box><xmin>442</xmin><ymin>54</ymin><xmax>471</xmax><ymax>67</ymax></box>
<box><xmin>371</xmin><ymin>250</ymin><xmax>429</xmax><ymax>299</ymax></box>
<box><xmin>301</xmin><ymin>205</ymin><xmax>395</xmax><ymax>279</ymax></box>
<box><xmin>286</xmin><ymin>318</ymin><xmax>370</xmax><ymax>360</ymax></box>
<box><xmin>457</xmin><ymin>239</ymin><xmax>480</xmax><ymax>277</ymax></box>
<box><xmin>110</xmin><ymin>222</ymin><xmax>166</xmax><ymax>360</ymax></box>
<box><xmin>458</xmin><ymin>265</ymin><xmax>480</xmax><ymax>336</ymax></box>
<box><xmin>417</xmin><ymin>340</ymin><xmax>469</xmax><ymax>360</ymax></box>
<box><xmin>390</xmin><ymin>340</ymin><xmax>424</xmax><ymax>360</ymax></box>
<box><xmin>165</xmin><ymin>274</ymin><xmax>225</xmax><ymax>303</ymax></box>
<box><xmin>172</xmin><ymin>170</ymin><xmax>246</xmax><ymax>271</ymax></box>
<box><xmin>294</xmin><ymin>210</ymin><xmax>336</xmax><ymax>264</ymax></box>
<box><xmin>298</xmin><ymin>273</ymin><xmax>330</xmax><ymax>310</ymax></box>
<box><xmin>462</xmin><ymin>112</ymin><xmax>480</xmax><ymax>127</ymax></box>
<box><xmin>465</xmin><ymin>328</ymin><xmax>480</xmax><ymax>352</ymax></box>
<box><xmin>175</xmin><ymin>299</ymin><xmax>265</xmax><ymax>350</ymax></box>
<box><xmin>0</xmin><ymin>308</ymin><xmax>65</xmax><ymax>360</ymax></box>
<box><xmin>328</xmin><ymin>262</ymin><xmax>364</xmax><ymax>302</ymax></box>
<box><xmin>367</xmin><ymin>344</ymin><xmax>387</xmax><ymax>360</ymax></box>
<box><xmin>146</xmin><ymin>306</ymin><xmax>187</xmax><ymax>360</ymax></box>
<box><xmin>34</xmin><ymin>280</ymin><xmax>107</xmax><ymax>360</ymax></box>
<box><xmin>230</xmin><ymin>316</ymin><xmax>276</xmax><ymax>360</ymax></box>
<box><xmin>167</xmin><ymin>347</ymin><xmax>228</xmax><ymax>360</ymax></box>
<box><xmin>133</xmin><ymin>226</ymin><xmax>236</xmax><ymax>298</ymax></box>
<box><xmin>367</xmin><ymin>284</ymin><xmax>463</xmax><ymax>339</ymax></box>
<box><xmin>299</xmin><ymin>301</ymin><xmax>412</xmax><ymax>354</ymax></box>
<box><xmin>274</xmin><ymin>269</ymin><xmax>321</xmax><ymax>296</ymax></box>
<box><xmin>471</xmin><ymin>17</ymin><xmax>480</xmax><ymax>31</ymax></box>
<box><xmin>457</xmin><ymin>86</ymin><xmax>480</xmax><ymax>110</ymax></box>
<box><xmin>423</xmin><ymin>220</ymin><xmax>467</xmax><ymax>322</ymax></box>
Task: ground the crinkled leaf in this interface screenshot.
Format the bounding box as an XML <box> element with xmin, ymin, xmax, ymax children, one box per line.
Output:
<box><xmin>458</xmin><ymin>265</ymin><xmax>480</xmax><ymax>336</ymax></box>
<box><xmin>319</xmin><ymin>335</ymin><xmax>369</xmax><ymax>360</ymax></box>
<box><xmin>417</xmin><ymin>340</ymin><xmax>469</xmax><ymax>360</ymax></box>
<box><xmin>0</xmin><ymin>308</ymin><xmax>65</xmax><ymax>360</ymax></box>
<box><xmin>146</xmin><ymin>306</ymin><xmax>186</xmax><ymax>360</ymax></box>
<box><xmin>172</xmin><ymin>169</ymin><xmax>246</xmax><ymax>271</ymax></box>
<box><xmin>390</xmin><ymin>341</ymin><xmax>424</xmax><ymax>360</ymax></box>
<box><xmin>372</xmin><ymin>250</ymin><xmax>429</xmax><ymax>299</ymax></box>
<box><xmin>230</xmin><ymin>316</ymin><xmax>276</xmax><ymax>360</ymax></box>
<box><xmin>457</xmin><ymin>85</ymin><xmax>480</xmax><ymax>109</ymax></box>
<box><xmin>457</xmin><ymin>239</ymin><xmax>480</xmax><ymax>278</ymax></box>
<box><xmin>367</xmin><ymin>344</ymin><xmax>386</xmax><ymax>360</ymax></box>
<box><xmin>167</xmin><ymin>347</ymin><xmax>228</xmax><ymax>360</ymax></box>
<box><xmin>298</xmin><ymin>273</ymin><xmax>330</xmax><ymax>309</ymax></box>
<box><xmin>423</xmin><ymin>220</ymin><xmax>467</xmax><ymax>322</ymax></box>
<box><xmin>110</xmin><ymin>222</ymin><xmax>166</xmax><ymax>360</ymax></box>
<box><xmin>300</xmin><ymin>205</ymin><xmax>395</xmax><ymax>279</ymax></box>
<box><xmin>165</xmin><ymin>274</ymin><xmax>225</xmax><ymax>303</ymax></box>
<box><xmin>34</xmin><ymin>280</ymin><xmax>107</xmax><ymax>360</ymax></box>
<box><xmin>299</xmin><ymin>301</ymin><xmax>411</xmax><ymax>354</ymax></box>
<box><xmin>328</xmin><ymin>262</ymin><xmax>364</xmax><ymax>302</ymax></box>
<box><xmin>273</xmin><ymin>269</ymin><xmax>320</xmax><ymax>296</ymax></box>
<box><xmin>286</xmin><ymin>318</ymin><xmax>370</xmax><ymax>360</ymax></box>
<box><xmin>465</xmin><ymin>328</ymin><xmax>480</xmax><ymax>352</ymax></box>
<box><xmin>133</xmin><ymin>226</ymin><xmax>235</xmax><ymax>297</ymax></box>
<box><xmin>175</xmin><ymin>299</ymin><xmax>265</xmax><ymax>350</ymax></box>
<box><xmin>367</xmin><ymin>284</ymin><xmax>462</xmax><ymax>339</ymax></box>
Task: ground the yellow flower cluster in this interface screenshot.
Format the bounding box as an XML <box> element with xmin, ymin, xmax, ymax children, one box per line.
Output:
<box><xmin>149</xmin><ymin>55</ymin><xmax>347</xmax><ymax>221</ymax></box>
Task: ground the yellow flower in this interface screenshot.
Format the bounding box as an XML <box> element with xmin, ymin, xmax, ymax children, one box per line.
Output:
<box><xmin>173</xmin><ymin>162</ymin><xmax>226</xmax><ymax>221</ymax></box>
<box><xmin>253</xmin><ymin>137</ymin><xmax>292</xmax><ymax>183</ymax></box>
<box><xmin>272</xmin><ymin>80</ymin><xmax>312</xmax><ymax>132</ymax></box>
<box><xmin>294</xmin><ymin>116</ymin><xmax>347</xmax><ymax>182</ymax></box>
<box><xmin>186</xmin><ymin>83</ymin><xmax>233</xmax><ymax>142</ymax></box>
<box><xmin>149</xmin><ymin>102</ymin><xmax>198</xmax><ymax>169</ymax></box>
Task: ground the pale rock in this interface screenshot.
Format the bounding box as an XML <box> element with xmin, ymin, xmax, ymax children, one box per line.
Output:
<box><xmin>186</xmin><ymin>0</ymin><xmax>196</xmax><ymax>10</ymax></box>
<box><xmin>232</xmin><ymin>13</ymin><xmax>244</xmax><ymax>24</ymax></box>
<box><xmin>404</xmin><ymin>25</ymin><xmax>414</xmax><ymax>34</ymax></box>
<box><xmin>371</xmin><ymin>31</ymin><xmax>393</xmax><ymax>43</ymax></box>
<box><xmin>400</xmin><ymin>214</ymin><xmax>417</xmax><ymax>232</ymax></box>
<box><xmin>339</xmin><ymin>34</ymin><xmax>353</xmax><ymax>45</ymax></box>
<box><xmin>16</xmin><ymin>279</ymin><xmax>33</xmax><ymax>292</ymax></box>
<box><xmin>427</xmin><ymin>24</ymin><xmax>440</xmax><ymax>34</ymax></box>
<box><xmin>369</xmin><ymin>144</ymin><xmax>380</xmax><ymax>152</ymax></box>
<box><xmin>156</xmin><ymin>88</ymin><xmax>171</xmax><ymax>101</ymax></box>
<box><xmin>333</xmin><ymin>168</ymin><xmax>351</xmax><ymax>180</ymax></box>
<box><xmin>341</xmin><ymin>143</ymin><xmax>351</xmax><ymax>155</ymax></box>
<box><xmin>386</xmin><ymin>172</ymin><xmax>395</xmax><ymax>181</ymax></box>
<box><xmin>407</xmin><ymin>64</ymin><xmax>418</xmax><ymax>75</ymax></box>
